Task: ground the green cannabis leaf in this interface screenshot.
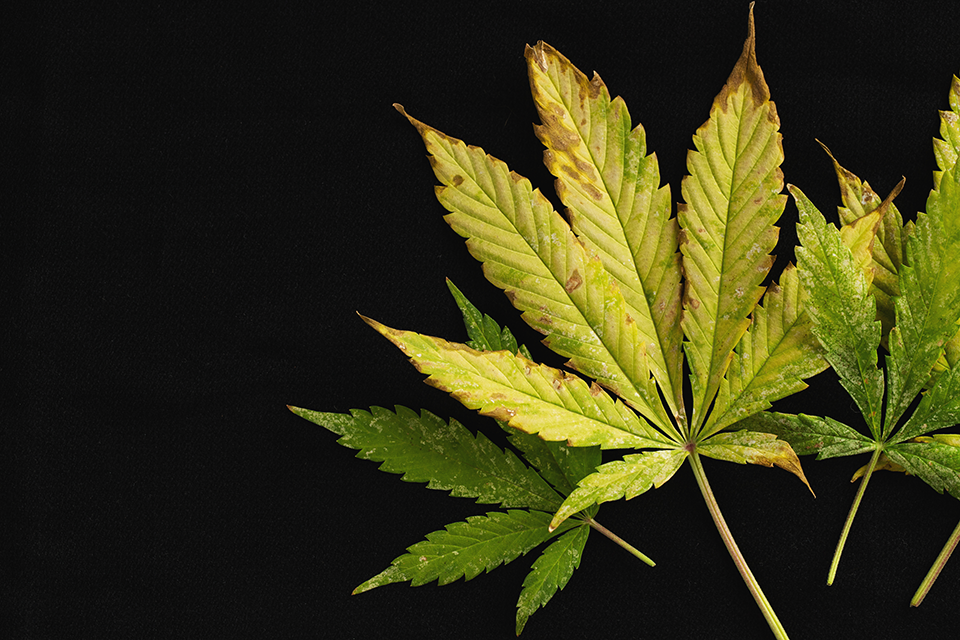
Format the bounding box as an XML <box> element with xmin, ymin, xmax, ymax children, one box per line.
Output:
<box><xmin>746</xmin><ymin>70</ymin><xmax>960</xmax><ymax>603</ymax></box>
<box><xmin>292</xmin><ymin>284</ymin><xmax>649</xmax><ymax>635</ymax></box>
<box><xmin>293</xmin><ymin>6</ymin><xmax>829</xmax><ymax>638</ymax></box>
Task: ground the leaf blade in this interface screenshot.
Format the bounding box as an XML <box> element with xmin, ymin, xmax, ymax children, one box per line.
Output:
<box><xmin>697</xmin><ymin>429</ymin><xmax>812</xmax><ymax>492</ymax></box>
<box><xmin>679</xmin><ymin>16</ymin><xmax>786</xmax><ymax>432</ymax></box>
<box><xmin>524</xmin><ymin>42</ymin><xmax>685</xmax><ymax>425</ymax></box>
<box><xmin>353</xmin><ymin>510</ymin><xmax>571</xmax><ymax>593</ymax></box>
<box><xmin>289</xmin><ymin>405</ymin><xmax>562</xmax><ymax>511</ymax></box>
<box><xmin>792</xmin><ymin>185</ymin><xmax>885</xmax><ymax>437</ymax></box>
<box><xmin>363</xmin><ymin>317</ymin><xmax>672</xmax><ymax>450</ymax></box>
<box><xmin>549</xmin><ymin>448</ymin><xmax>687</xmax><ymax>530</ymax></box>
<box><xmin>515</xmin><ymin>524</ymin><xmax>590</xmax><ymax>635</ymax></box>
<box><xmin>446</xmin><ymin>278</ymin><xmax>529</xmax><ymax>357</ymax></box>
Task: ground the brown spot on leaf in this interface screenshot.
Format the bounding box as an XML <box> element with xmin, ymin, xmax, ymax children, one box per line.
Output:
<box><xmin>565</xmin><ymin>269</ymin><xmax>583</xmax><ymax>293</ymax></box>
<box><xmin>582</xmin><ymin>182</ymin><xmax>603</xmax><ymax>201</ymax></box>
<box><xmin>451</xmin><ymin>175</ymin><xmax>464</xmax><ymax>187</ymax></box>
<box><xmin>536</xmin><ymin>115</ymin><xmax>581</xmax><ymax>153</ymax></box>
<box><xmin>486</xmin><ymin>407</ymin><xmax>517</xmax><ymax>422</ymax></box>
<box><xmin>589</xmin><ymin>382</ymin><xmax>602</xmax><ymax>397</ymax></box>
<box><xmin>689</xmin><ymin>298</ymin><xmax>701</xmax><ymax>309</ymax></box>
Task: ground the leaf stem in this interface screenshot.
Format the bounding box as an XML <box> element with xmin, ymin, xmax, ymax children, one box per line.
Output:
<box><xmin>583</xmin><ymin>515</ymin><xmax>656</xmax><ymax>567</ymax></box>
<box><xmin>688</xmin><ymin>450</ymin><xmax>790</xmax><ymax>640</ymax></box>
<box><xmin>828</xmin><ymin>446</ymin><xmax>882</xmax><ymax>585</ymax></box>
<box><xmin>911</xmin><ymin>515</ymin><xmax>960</xmax><ymax>606</ymax></box>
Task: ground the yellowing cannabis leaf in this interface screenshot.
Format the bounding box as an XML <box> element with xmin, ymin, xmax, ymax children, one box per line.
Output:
<box><xmin>339</xmin><ymin>7</ymin><xmax>826</xmax><ymax>639</ymax></box>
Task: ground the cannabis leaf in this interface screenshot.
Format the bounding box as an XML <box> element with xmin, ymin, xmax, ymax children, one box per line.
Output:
<box><xmin>750</xmin><ymin>71</ymin><xmax>960</xmax><ymax>601</ymax></box>
<box><xmin>291</xmin><ymin>283</ymin><xmax>649</xmax><ymax>634</ymax></box>
<box><xmin>294</xmin><ymin>6</ymin><xmax>826</xmax><ymax>639</ymax></box>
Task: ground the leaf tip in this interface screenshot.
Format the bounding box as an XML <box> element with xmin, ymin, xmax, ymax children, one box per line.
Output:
<box><xmin>358</xmin><ymin>313</ymin><xmax>395</xmax><ymax>341</ymax></box>
<box><xmin>722</xmin><ymin>1</ymin><xmax>769</xmax><ymax>107</ymax></box>
<box><xmin>393</xmin><ymin>103</ymin><xmax>430</xmax><ymax>136</ymax></box>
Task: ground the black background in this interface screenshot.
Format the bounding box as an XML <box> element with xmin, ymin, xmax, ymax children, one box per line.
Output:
<box><xmin>7</xmin><ymin>1</ymin><xmax>960</xmax><ymax>638</ymax></box>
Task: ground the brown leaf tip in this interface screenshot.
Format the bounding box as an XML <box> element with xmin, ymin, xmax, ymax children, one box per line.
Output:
<box><xmin>393</xmin><ymin>103</ymin><xmax>431</xmax><ymax>137</ymax></box>
<box><xmin>723</xmin><ymin>3</ymin><xmax>770</xmax><ymax>107</ymax></box>
<box><xmin>525</xmin><ymin>41</ymin><xmax>549</xmax><ymax>73</ymax></box>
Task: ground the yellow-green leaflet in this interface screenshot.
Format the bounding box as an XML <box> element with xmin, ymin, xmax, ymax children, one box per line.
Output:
<box><xmin>678</xmin><ymin>14</ymin><xmax>787</xmax><ymax>433</ymax></box>
<box><xmin>524</xmin><ymin>41</ymin><xmax>685</xmax><ymax>429</ymax></box>
<box><xmin>363</xmin><ymin>316</ymin><xmax>672</xmax><ymax>450</ymax></box>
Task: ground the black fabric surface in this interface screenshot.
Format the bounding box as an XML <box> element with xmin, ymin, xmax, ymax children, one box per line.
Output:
<box><xmin>7</xmin><ymin>1</ymin><xmax>960</xmax><ymax>638</ymax></box>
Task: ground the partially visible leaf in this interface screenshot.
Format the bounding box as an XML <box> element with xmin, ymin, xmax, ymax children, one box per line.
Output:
<box><xmin>364</xmin><ymin>317</ymin><xmax>672</xmax><ymax>449</ymax></box>
<box><xmin>515</xmin><ymin>524</ymin><xmax>590</xmax><ymax>635</ymax></box>
<box><xmin>944</xmin><ymin>323</ymin><xmax>960</xmax><ymax>370</ymax></box>
<box><xmin>933</xmin><ymin>74</ymin><xmax>960</xmax><ymax>190</ymax></box>
<box><xmin>679</xmin><ymin>17</ymin><xmax>786</xmax><ymax>432</ymax></box>
<box><xmin>524</xmin><ymin>41</ymin><xmax>685</xmax><ymax>426</ymax></box>
<box><xmin>396</xmin><ymin>105</ymin><xmax>677</xmax><ymax>439</ymax></box>
<box><xmin>850</xmin><ymin>453</ymin><xmax>905</xmax><ymax>482</ymax></box>
<box><xmin>891</xmin><ymin>360</ymin><xmax>960</xmax><ymax>443</ymax></box>
<box><xmin>886</xmin><ymin>441</ymin><xmax>960</xmax><ymax>499</ymax></box>
<box><xmin>353</xmin><ymin>510</ymin><xmax>573</xmax><ymax>593</ymax></box>
<box><xmin>734</xmin><ymin>411</ymin><xmax>875</xmax><ymax>460</ymax></box>
<box><xmin>918</xmin><ymin>434</ymin><xmax>960</xmax><ymax>447</ymax></box>
<box><xmin>703</xmin><ymin>264</ymin><xmax>827</xmax><ymax>438</ymax></box>
<box><xmin>289</xmin><ymin>405</ymin><xmax>562</xmax><ymax>512</ymax></box>
<box><xmin>822</xmin><ymin>143</ymin><xmax>906</xmax><ymax>338</ymax></box>
<box><xmin>446</xmin><ymin>278</ymin><xmax>531</xmax><ymax>358</ymax></box>
<box><xmin>839</xmin><ymin>209</ymin><xmax>882</xmax><ymax>285</ymax></box>
<box><xmin>550</xmin><ymin>449</ymin><xmax>686</xmax><ymax>530</ymax></box>
<box><xmin>884</xmin><ymin>163</ymin><xmax>960</xmax><ymax>435</ymax></box>
<box><xmin>508</xmin><ymin>433</ymin><xmax>602</xmax><ymax>499</ymax></box>
<box><xmin>697</xmin><ymin>430</ymin><xmax>812</xmax><ymax>493</ymax></box>
<box><xmin>920</xmin><ymin>76</ymin><xmax>960</xmax><ymax>375</ymax></box>
<box><xmin>792</xmin><ymin>185</ymin><xmax>885</xmax><ymax>437</ymax></box>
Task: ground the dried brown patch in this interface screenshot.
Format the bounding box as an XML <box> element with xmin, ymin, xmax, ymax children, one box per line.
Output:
<box><xmin>715</xmin><ymin>4</ymin><xmax>770</xmax><ymax>111</ymax></box>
